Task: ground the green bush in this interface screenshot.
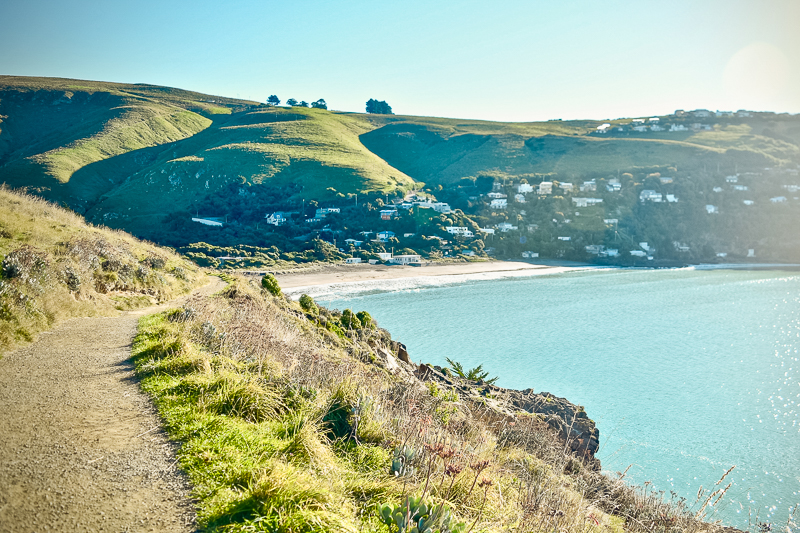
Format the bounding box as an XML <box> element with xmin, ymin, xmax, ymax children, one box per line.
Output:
<box><xmin>356</xmin><ymin>310</ymin><xmax>375</xmax><ymax>329</ymax></box>
<box><xmin>340</xmin><ymin>309</ymin><xmax>361</xmax><ymax>330</ymax></box>
<box><xmin>261</xmin><ymin>273</ymin><xmax>282</xmax><ymax>296</ymax></box>
<box><xmin>299</xmin><ymin>294</ymin><xmax>319</xmax><ymax>316</ymax></box>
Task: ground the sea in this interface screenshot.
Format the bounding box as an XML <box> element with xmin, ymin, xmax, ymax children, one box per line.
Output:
<box><xmin>289</xmin><ymin>266</ymin><xmax>800</xmax><ymax>530</ymax></box>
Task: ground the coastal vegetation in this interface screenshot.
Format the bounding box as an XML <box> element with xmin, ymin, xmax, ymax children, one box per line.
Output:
<box><xmin>0</xmin><ymin>187</ymin><xmax>204</xmax><ymax>355</ymax></box>
<box><xmin>131</xmin><ymin>273</ymin><xmax>748</xmax><ymax>532</ymax></box>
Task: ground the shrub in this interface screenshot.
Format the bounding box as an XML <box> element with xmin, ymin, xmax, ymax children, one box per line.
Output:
<box><xmin>340</xmin><ymin>309</ymin><xmax>361</xmax><ymax>330</ymax></box>
<box><xmin>356</xmin><ymin>310</ymin><xmax>375</xmax><ymax>329</ymax></box>
<box><xmin>299</xmin><ymin>294</ymin><xmax>318</xmax><ymax>316</ymax></box>
<box><xmin>261</xmin><ymin>273</ymin><xmax>282</xmax><ymax>296</ymax></box>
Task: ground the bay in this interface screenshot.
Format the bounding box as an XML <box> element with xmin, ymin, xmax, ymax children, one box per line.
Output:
<box><xmin>307</xmin><ymin>267</ymin><xmax>800</xmax><ymax>530</ymax></box>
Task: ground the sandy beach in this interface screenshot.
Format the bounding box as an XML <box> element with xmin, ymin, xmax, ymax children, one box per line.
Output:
<box><xmin>268</xmin><ymin>260</ymin><xmax>591</xmax><ymax>290</ymax></box>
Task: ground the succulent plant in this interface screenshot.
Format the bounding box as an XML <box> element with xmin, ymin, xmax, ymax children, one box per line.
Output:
<box><xmin>377</xmin><ymin>495</ymin><xmax>465</xmax><ymax>533</ymax></box>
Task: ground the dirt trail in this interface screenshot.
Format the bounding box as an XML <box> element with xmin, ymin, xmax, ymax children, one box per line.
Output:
<box><xmin>0</xmin><ymin>276</ymin><xmax>225</xmax><ymax>532</ymax></box>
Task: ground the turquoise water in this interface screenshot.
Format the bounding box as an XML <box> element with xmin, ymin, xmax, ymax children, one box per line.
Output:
<box><xmin>308</xmin><ymin>268</ymin><xmax>800</xmax><ymax>529</ymax></box>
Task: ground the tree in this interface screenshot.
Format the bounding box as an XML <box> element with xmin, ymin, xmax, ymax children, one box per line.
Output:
<box><xmin>286</xmin><ymin>98</ymin><xmax>298</xmax><ymax>106</ymax></box>
<box><xmin>311</xmin><ymin>99</ymin><xmax>327</xmax><ymax>109</ymax></box>
<box><xmin>299</xmin><ymin>294</ymin><xmax>319</xmax><ymax>316</ymax></box>
<box><xmin>366</xmin><ymin>98</ymin><xmax>393</xmax><ymax>115</ymax></box>
<box><xmin>267</xmin><ymin>95</ymin><xmax>280</xmax><ymax>106</ymax></box>
<box><xmin>299</xmin><ymin>100</ymin><xmax>309</xmax><ymax>107</ymax></box>
<box><xmin>261</xmin><ymin>273</ymin><xmax>281</xmax><ymax>296</ymax></box>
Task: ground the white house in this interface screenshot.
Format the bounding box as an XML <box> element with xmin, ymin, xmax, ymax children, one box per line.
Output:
<box><xmin>344</xmin><ymin>238</ymin><xmax>363</xmax><ymax>246</ymax></box>
<box><xmin>521</xmin><ymin>251</ymin><xmax>539</xmax><ymax>259</ymax></box>
<box><xmin>538</xmin><ymin>181</ymin><xmax>553</xmax><ymax>194</ymax></box>
<box><xmin>496</xmin><ymin>222</ymin><xmax>518</xmax><ymax>232</ymax></box>
<box><xmin>316</xmin><ymin>207</ymin><xmax>340</xmax><ymax>217</ymax></box>
<box><xmin>557</xmin><ymin>236</ymin><xmax>571</xmax><ymax>241</ymax></box>
<box><xmin>716</xmin><ymin>252</ymin><xmax>728</xmax><ymax>258</ymax></box>
<box><xmin>639</xmin><ymin>242</ymin><xmax>654</xmax><ymax>252</ymax></box>
<box><xmin>514</xmin><ymin>193</ymin><xmax>526</xmax><ymax>203</ymax></box>
<box><xmin>603</xmin><ymin>218</ymin><xmax>618</xmax><ymax>224</ymax></box>
<box><xmin>376</xmin><ymin>252</ymin><xmax>393</xmax><ymax>261</ymax></box>
<box><xmin>487</xmin><ymin>192</ymin><xmax>507</xmax><ymax>199</ymax></box>
<box><xmin>632</xmin><ymin>118</ymin><xmax>646</xmax><ymax>124</ymax></box>
<box><xmin>669</xmin><ymin>124</ymin><xmax>689</xmax><ymax>132</ymax></box>
<box><xmin>596</xmin><ymin>123</ymin><xmax>611</xmax><ymax>133</ymax></box>
<box><xmin>630</xmin><ymin>250</ymin><xmax>647</xmax><ymax>257</ymax></box>
<box><xmin>403</xmin><ymin>233</ymin><xmax>416</xmax><ymax>238</ymax></box>
<box><xmin>734</xmin><ymin>185</ymin><xmax>749</xmax><ymax>191</ymax></box>
<box><xmin>640</xmin><ymin>190</ymin><xmax>663</xmax><ymax>202</ymax></box>
<box><xmin>432</xmin><ymin>202</ymin><xmax>452</xmax><ymax>213</ymax></box>
<box><xmin>673</xmin><ymin>242</ymin><xmax>691</xmax><ymax>253</ymax></box>
<box><xmin>748</xmin><ymin>249</ymin><xmax>756</xmax><ymax>257</ymax></box>
<box><xmin>264</xmin><ymin>212</ymin><xmax>287</xmax><ymax>226</ymax></box>
<box><xmin>743</xmin><ymin>200</ymin><xmax>754</xmax><ymax>206</ymax></box>
<box><xmin>650</xmin><ymin>124</ymin><xmax>664</xmax><ymax>132</ymax></box>
<box><xmin>345</xmin><ymin>257</ymin><xmax>362</xmax><ymax>264</ymax></box>
<box><xmin>648</xmin><ymin>117</ymin><xmax>660</xmax><ymax>123</ymax></box>
<box><xmin>770</xmin><ymin>196</ymin><xmax>788</xmax><ymax>203</ymax></box>
<box><xmin>705</xmin><ymin>205</ymin><xmax>719</xmax><ymax>214</ymax></box>
<box><xmin>517</xmin><ymin>183</ymin><xmax>534</xmax><ymax>193</ymax></box>
<box><xmin>666</xmin><ymin>194</ymin><xmax>678</xmax><ymax>203</ymax></box>
<box><xmin>712</xmin><ymin>187</ymin><xmax>723</xmax><ymax>192</ymax></box>
<box><xmin>389</xmin><ymin>255</ymin><xmax>421</xmax><ymax>265</ymax></box>
<box><xmin>784</xmin><ymin>185</ymin><xmax>800</xmax><ymax>193</ymax></box>
<box><xmin>560</xmin><ymin>182</ymin><xmax>574</xmax><ymax>192</ymax></box>
<box><xmin>585</xmin><ymin>244</ymin><xmax>605</xmax><ymax>255</ymax></box>
<box><xmin>693</xmin><ymin>109</ymin><xmax>712</xmax><ymax>118</ymax></box>
<box><xmin>572</xmin><ymin>197</ymin><xmax>603</xmax><ymax>207</ymax></box>
<box><xmin>580</xmin><ymin>180</ymin><xmax>597</xmax><ymax>192</ymax></box>
<box><xmin>192</xmin><ymin>218</ymin><xmax>223</xmax><ymax>227</ymax></box>
<box><xmin>445</xmin><ymin>226</ymin><xmax>472</xmax><ymax>236</ymax></box>
<box><xmin>659</xmin><ymin>177</ymin><xmax>674</xmax><ymax>184</ymax></box>
<box><xmin>490</xmin><ymin>198</ymin><xmax>508</xmax><ymax>209</ymax></box>
<box><xmin>607</xmin><ymin>179</ymin><xmax>621</xmax><ymax>192</ymax></box>
<box><xmin>725</xmin><ymin>175</ymin><xmax>738</xmax><ymax>183</ymax></box>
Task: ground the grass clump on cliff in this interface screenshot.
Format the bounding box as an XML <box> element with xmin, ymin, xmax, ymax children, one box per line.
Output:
<box><xmin>0</xmin><ymin>187</ymin><xmax>205</xmax><ymax>355</ymax></box>
<box><xmin>132</xmin><ymin>274</ymin><xmax>743</xmax><ymax>533</ymax></box>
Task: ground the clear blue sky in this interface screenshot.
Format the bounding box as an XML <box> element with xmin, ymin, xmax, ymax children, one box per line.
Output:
<box><xmin>1</xmin><ymin>0</ymin><xmax>798</xmax><ymax>121</ymax></box>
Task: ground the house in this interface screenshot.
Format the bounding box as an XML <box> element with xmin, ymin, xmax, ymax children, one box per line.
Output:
<box><xmin>514</xmin><ymin>193</ymin><xmax>526</xmax><ymax>203</ymax></box>
<box><xmin>397</xmin><ymin>202</ymin><xmax>414</xmax><ymax>210</ymax></box>
<box><xmin>517</xmin><ymin>183</ymin><xmax>534</xmax><ymax>193</ymax></box>
<box><xmin>666</xmin><ymin>194</ymin><xmax>678</xmax><ymax>203</ymax></box>
<box><xmin>432</xmin><ymin>202</ymin><xmax>452</xmax><ymax>213</ymax></box>
<box><xmin>572</xmin><ymin>197</ymin><xmax>603</xmax><ymax>207</ymax></box>
<box><xmin>639</xmin><ymin>242</ymin><xmax>654</xmax><ymax>252</ymax></box>
<box><xmin>559</xmin><ymin>182</ymin><xmax>574</xmax><ymax>192</ymax></box>
<box><xmin>770</xmin><ymin>196</ymin><xmax>788</xmax><ymax>203</ymax></box>
<box><xmin>487</xmin><ymin>192</ymin><xmax>507</xmax><ymax>199</ymax></box>
<box><xmin>715</xmin><ymin>111</ymin><xmax>734</xmax><ymax>117</ymax></box>
<box><xmin>659</xmin><ymin>177</ymin><xmax>674</xmax><ymax>184</ymax></box>
<box><xmin>632</xmin><ymin>118</ymin><xmax>646</xmax><ymax>124</ymax></box>
<box><xmin>630</xmin><ymin>250</ymin><xmax>647</xmax><ymax>257</ymax></box>
<box><xmin>380</xmin><ymin>209</ymin><xmax>397</xmax><ymax>220</ymax></box>
<box><xmin>650</xmin><ymin>124</ymin><xmax>664</xmax><ymax>132</ymax></box>
<box><xmin>526</xmin><ymin>224</ymin><xmax>539</xmax><ymax>232</ymax></box>
<box><xmin>712</xmin><ymin>187</ymin><xmax>723</xmax><ymax>192</ymax></box>
<box><xmin>669</xmin><ymin>124</ymin><xmax>688</xmax><ymax>132</ymax></box>
<box><xmin>479</xmin><ymin>228</ymin><xmax>495</xmax><ymax>235</ymax></box>
<box><xmin>496</xmin><ymin>222</ymin><xmax>518</xmax><ymax>232</ymax></box>
<box><xmin>490</xmin><ymin>198</ymin><xmax>508</xmax><ymax>209</ymax></box>
<box><xmin>580</xmin><ymin>180</ymin><xmax>597</xmax><ymax>192</ymax></box>
<box><xmin>376</xmin><ymin>252</ymin><xmax>393</xmax><ymax>261</ymax></box>
<box><xmin>603</xmin><ymin>218</ymin><xmax>618</xmax><ymax>224</ymax></box>
<box><xmin>557</xmin><ymin>236</ymin><xmax>571</xmax><ymax>241</ymax></box>
<box><xmin>445</xmin><ymin>226</ymin><xmax>472</xmax><ymax>236</ymax></box>
<box><xmin>315</xmin><ymin>207</ymin><xmax>340</xmax><ymax>218</ymax></box>
<box><xmin>673</xmin><ymin>242</ymin><xmax>691</xmax><ymax>253</ymax></box>
<box><xmin>264</xmin><ymin>212</ymin><xmax>288</xmax><ymax>226</ymax></box>
<box><xmin>640</xmin><ymin>190</ymin><xmax>663</xmax><ymax>202</ymax></box>
<box><xmin>521</xmin><ymin>251</ymin><xmax>539</xmax><ymax>258</ymax></box>
<box><xmin>733</xmin><ymin>185</ymin><xmax>748</xmax><ymax>191</ymax></box>
<box><xmin>344</xmin><ymin>238</ymin><xmax>363</xmax><ymax>246</ymax></box>
<box><xmin>725</xmin><ymin>175</ymin><xmax>738</xmax><ymax>183</ymax></box>
<box><xmin>743</xmin><ymin>200</ymin><xmax>754</xmax><ymax>206</ymax></box>
<box><xmin>705</xmin><ymin>205</ymin><xmax>719</xmax><ymax>214</ymax></box>
<box><xmin>359</xmin><ymin>231</ymin><xmax>374</xmax><ymax>237</ymax></box>
<box><xmin>784</xmin><ymin>185</ymin><xmax>800</xmax><ymax>193</ymax></box>
<box><xmin>376</xmin><ymin>231</ymin><xmax>395</xmax><ymax>241</ymax></box>
<box><xmin>538</xmin><ymin>181</ymin><xmax>553</xmax><ymax>194</ymax></box>
<box><xmin>693</xmin><ymin>109</ymin><xmax>712</xmax><ymax>118</ymax></box>
<box><xmin>632</xmin><ymin>125</ymin><xmax>648</xmax><ymax>132</ymax></box>
<box><xmin>607</xmin><ymin>179</ymin><xmax>621</xmax><ymax>192</ymax></box>
<box><xmin>585</xmin><ymin>244</ymin><xmax>605</xmax><ymax>255</ymax></box>
<box><xmin>345</xmin><ymin>257</ymin><xmax>362</xmax><ymax>264</ymax></box>
<box><xmin>305</xmin><ymin>217</ymin><xmax>323</xmax><ymax>223</ymax></box>
<box><xmin>368</xmin><ymin>259</ymin><xmax>379</xmax><ymax>265</ymax></box>
<box><xmin>403</xmin><ymin>233</ymin><xmax>416</xmax><ymax>238</ymax></box>
<box><xmin>736</xmin><ymin>110</ymin><xmax>753</xmax><ymax>117</ymax></box>
<box><xmin>648</xmin><ymin>117</ymin><xmax>660</xmax><ymax>123</ymax></box>
<box><xmin>596</xmin><ymin>123</ymin><xmax>611</xmax><ymax>133</ymax></box>
<box><xmin>192</xmin><ymin>217</ymin><xmax>223</xmax><ymax>227</ymax></box>
<box><xmin>389</xmin><ymin>255</ymin><xmax>421</xmax><ymax>265</ymax></box>
<box><xmin>747</xmin><ymin>249</ymin><xmax>755</xmax><ymax>258</ymax></box>
<box><xmin>716</xmin><ymin>252</ymin><xmax>728</xmax><ymax>258</ymax></box>
<box><xmin>605</xmin><ymin>249</ymin><xmax>620</xmax><ymax>257</ymax></box>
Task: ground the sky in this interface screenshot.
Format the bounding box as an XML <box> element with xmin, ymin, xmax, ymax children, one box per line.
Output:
<box><xmin>1</xmin><ymin>0</ymin><xmax>798</xmax><ymax>122</ymax></box>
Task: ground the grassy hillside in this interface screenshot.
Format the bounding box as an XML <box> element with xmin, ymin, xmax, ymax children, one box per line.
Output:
<box><xmin>0</xmin><ymin>187</ymin><xmax>205</xmax><ymax>354</ymax></box>
<box><xmin>132</xmin><ymin>276</ymin><xmax>746</xmax><ymax>533</ymax></box>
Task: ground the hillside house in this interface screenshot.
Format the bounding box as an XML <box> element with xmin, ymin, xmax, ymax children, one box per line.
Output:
<box><xmin>192</xmin><ymin>217</ymin><xmax>223</xmax><ymax>227</ymax></box>
<box><xmin>716</xmin><ymin>252</ymin><xmax>728</xmax><ymax>258</ymax></box>
<box><xmin>514</xmin><ymin>193</ymin><xmax>526</xmax><ymax>203</ymax></box>
<box><xmin>639</xmin><ymin>242</ymin><xmax>654</xmax><ymax>253</ymax></box>
<box><xmin>560</xmin><ymin>182</ymin><xmax>574</xmax><ymax>192</ymax></box>
<box><xmin>344</xmin><ymin>238</ymin><xmax>363</xmax><ymax>246</ymax></box>
<box><xmin>743</xmin><ymin>200</ymin><xmax>754</xmax><ymax>206</ymax></box>
<box><xmin>403</xmin><ymin>233</ymin><xmax>416</xmax><ymax>238</ymax></box>
<box><xmin>376</xmin><ymin>252</ymin><xmax>393</xmax><ymax>261</ymax></box>
<box><xmin>316</xmin><ymin>207</ymin><xmax>340</xmax><ymax>217</ymax></box>
<box><xmin>726</xmin><ymin>175</ymin><xmax>738</xmax><ymax>183</ymax></box>
<box><xmin>557</xmin><ymin>236</ymin><xmax>571</xmax><ymax>241</ymax></box>
<box><xmin>433</xmin><ymin>202</ymin><xmax>452</xmax><ymax>213</ymax></box>
<box><xmin>648</xmin><ymin>117</ymin><xmax>660</xmax><ymax>123</ymax></box>
<box><xmin>630</xmin><ymin>250</ymin><xmax>647</xmax><ymax>257</ymax></box>
<box><xmin>693</xmin><ymin>109</ymin><xmax>712</xmax><ymax>118</ymax></box>
<box><xmin>784</xmin><ymin>185</ymin><xmax>800</xmax><ymax>193</ymax></box>
<box><xmin>712</xmin><ymin>187</ymin><xmax>723</xmax><ymax>192</ymax></box>
<box><xmin>673</xmin><ymin>242</ymin><xmax>691</xmax><ymax>253</ymax></box>
<box><xmin>603</xmin><ymin>218</ymin><xmax>618</xmax><ymax>224</ymax></box>
<box><xmin>573</xmin><ymin>197</ymin><xmax>603</xmax><ymax>207</ymax></box>
<box><xmin>376</xmin><ymin>231</ymin><xmax>395</xmax><ymax>241</ymax></box>
<box><xmin>632</xmin><ymin>119</ymin><xmax>645</xmax><ymax>124</ymax></box>
<box><xmin>748</xmin><ymin>249</ymin><xmax>756</xmax><ymax>257</ymax></box>
<box><xmin>517</xmin><ymin>183</ymin><xmax>534</xmax><ymax>193</ymax></box>
<box><xmin>650</xmin><ymin>124</ymin><xmax>664</xmax><ymax>132</ymax></box>
<box><xmin>496</xmin><ymin>223</ymin><xmax>518</xmax><ymax>232</ymax></box>
<box><xmin>669</xmin><ymin>124</ymin><xmax>689</xmax><ymax>132</ymax></box>
<box><xmin>632</xmin><ymin>125</ymin><xmax>648</xmax><ymax>132</ymax></box>
<box><xmin>659</xmin><ymin>177</ymin><xmax>674</xmax><ymax>184</ymax></box>
<box><xmin>580</xmin><ymin>180</ymin><xmax>597</xmax><ymax>192</ymax></box>
<box><xmin>521</xmin><ymin>251</ymin><xmax>539</xmax><ymax>258</ymax></box>
<box><xmin>265</xmin><ymin>212</ymin><xmax>288</xmax><ymax>226</ymax></box>
<box><xmin>490</xmin><ymin>198</ymin><xmax>508</xmax><ymax>209</ymax></box>
<box><xmin>479</xmin><ymin>228</ymin><xmax>495</xmax><ymax>235</ymax></box>
<box><xmin>345</xmin><ymin>257</ymin><xmax>362</xmax><ymax>264</ymax></box>
<box><xmin>705</xmin><ymin>205</ymin><xmax>719</xmax><ymax>214</ymax></box>
<box><xmin>389</xmin><ymin>255</ymin><xmax>422</xmax><ymax>265</ymax></box>
<box><xmin>526</xmin><ymin>224</ymin><xmax>539</xmax><ymax>232</ymax></box>
<box><xmin>380</xmin><ymin>209</ymin><xmax>397</xmax><ymax>220</ymax></box>
<box><xmin>596</xmin><ymin>123</ymin><xmax>611</xmax><ymax>133</ymax></box>
<box><xmin>538</xmin><ymin>181</ymin><xmax>553</xmax><ymax>194</ymax></box>
<box><xmin>666</xmin><ymin>194</ymin><xmax>678</xmax><ymax>203</ymax></box>
<box><xmin>607</xmin><ymin>179</ymin><xmax>621</xmax><ymax>192</ymax></box>
<box><xmin>445</xmin><ymin>226</ymin><xmax>473</xmax><ymax>237</ymax></box>
<box><xmin>734</xmin><ymin>185</ymin><xmax>748</xmax><ymax>191</ymax></box>
<box><xmin>770</xmin><ymin>196</ymin><xmax>788</xmax><ymax>203</ymax></box>
<box><xmin>487</xmin><ymin>192</ymin><xmax>507</xmax><ymax>199</ymax></box>
<box><xmin>585</xmin><ymin>244</ymin><xmax>605</xmax><ymax>255</ymax></box>
<box><xmin>640</xmin><ymin>190</ymin><xmax>663</xmax><ymax>202</ymax></box>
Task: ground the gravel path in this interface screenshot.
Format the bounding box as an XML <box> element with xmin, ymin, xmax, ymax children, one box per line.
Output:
<box><xmin>0</xmin><ymin>277</ymin><xmax>224</xmax><ymax>532</ymax></box>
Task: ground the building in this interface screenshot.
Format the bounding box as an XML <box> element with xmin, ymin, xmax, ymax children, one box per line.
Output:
<box><xmin>345</xmin><ymin>257</ymin><xmax>362</xmax><ymax>264</ymax></box>
<box><xmin>479</xmin><ymin>227</ymin><xmax>495</xmax><ymax>235</ymax></box>
<box><xmin>403</xmin><ymin>233</ymin><xmax>416</xmax><ymax>238</ymax></box>
<box><xmin>572</xmin><ymin>197</ymin><xmax>603</xmax><ymax>207</ymax></box>
<box><xmin>557</xmin><ymin>236</ymin><xmax>571</xmax><ymax>241</ymax></box>
<box><xmin>376</xmin><ymin>252</ymin><xmax>393</xmax><ymax>261</ymax></box>
<box><xmin>380</xmin><ymin>209</ymin><xmax>397</xmax><ymax>220</ymax></box>
<box><xmin>639</xmin><ymin>242</ymin><xmax>654</xmax><ymax>252</ymax></box>
<box><xmin>264</xmin><ymin>212</ymin><xmax>288</xmax><ymax>226</ymax></box>
<box><xmin>650</xmin><ymin>124</ymin><xmax>664</xmax><ymax>132</ymax></box>
<box><xmin>673</xmin><ymin>242</ymin><xmax>691</xmax><ymax>253</ymax></box>
<box><xmin>521</xmin><ymin>251</ymin><xmax>539</xmax><ymax>258</ymax></box>
<box><xmin>669</xmin><ymin>124</ymin><xmax>689</xmax><ymax>132</ymax></box>
<box><xmin>538</xmin><ymin>181</ymin><xmax>553</xmax><ymax>195</ymax></box>
<box><xmin>192</xmin><ymin>217</ymin><xmax>223</xmax><ymax>227</ymax></box>
<box><xmin>743</xmin><ymin>200</ymin><xmax>754</xmax><ymax>206</ymax></box>
<box><xmin>640</xmin><ymin>190</ymin><xmax>663</xmax><ymax>202</ymax></box>
<box><xmin>693</xmin><ymin>109</ymin><xmax>712</xmax><ymax>118</ymax></box>
<box><xmin>445</xmin><ymin>226</ymin><xmax>473</xmax><ymax>237</ymax></box>
<box><xmin>705</xmin><ymin>205</ymin><xmax>719</xmax><ymax>214</ymax></box>
<box><xmin>585</xmin><ymin>244</ymin><xmax>605</xmax><ymax>255</ymax></box>
<box><xmin>770</xmin><ymin>196</ymin><xmax>788</xmax><ymax>203</ymax></box>
<box><xmin>487</xmin><ymin>192</ymin><xmax>507</xmax><ymax>199</ymax></box>
<box><xmin>315</xmin><ymin>207</ymin><xmax>340</xmax><ymax>218</ymax></box>
<box><xmin>344</xmin><ymin>238</ymin><xmax>363</xmax><ymax>246</ymax></box>
<box><xmin>712</xmin><ymin>187</ymin><xmax>723</xmax><ymax>192</ymax></box>
<box><xmin>376</xmin><ymin>231</ymin><xmax>395</xmax><ymax>241</ymax></box>
<box><xmin>666</xmin><ymin>194</ymin><xmax>678</xmax><ymax>203</ymax></box>
<box><xmin>490</xmin><ymin>198</ymin><xmax>508</xmax><ymax>209</ymax></box>
<box><xmin>580</xmin><ymin>180</ymin><xmax>597</xmax><ymax>192</ymax></box>
<box><xmin>389</xmin><ymin>255</ymin><xmax>422</xmax><ymax>265</ymax></box>
<box><xmin>603</xmin><ymin>218</ymin><xmax>618</xmax><ymax>224</ymax></box>
<box><xmin>733</xmin><ymin>185</ymin><xmax>748</xmax><ymax>191</ymax></box>
<box><xmin>607</xmin><ymin>179</ymin><xmax>621</xmax><ymax>192</ymax></box>
<box><xmin>659</xmin><ymin>177</ymin><xmax>674</xmax><ymax>184</ymax></box>
<box><xmin>432</xmin><ymin>202</ymin><xmax>452</xmax><ymax>213</ymax></box>
<box><xmin>517</xmin><ymin>183</ymin><xmax>534</xmax><ymax>193</ymax></box>
<box><xmin>630</xmin><ymin>250</ymin><xmax>647</xmax><ymax>257</ymax></box>
<box><xmin>496</xmin><ymin>222</ymin><xmax>518</xmax><ymax>232</ymax></box>
<box><xmin>596</xmin><ymin>123</ymin><xmax>611</xmax><ymax>133</ymax></box>
<box><xmin>725</xmin><ymin>175</ymin><xmax>738</xmax><ymax>183</ymax></box>
<box><xmin>560</xmin><ymin>182</ymin><xmax>574</xmax><ymax>192</ymax></box>
<box><xmin>632</xmin><ymin>125</ymin><xmax>648</xmax><ymax>132</ymax></box>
